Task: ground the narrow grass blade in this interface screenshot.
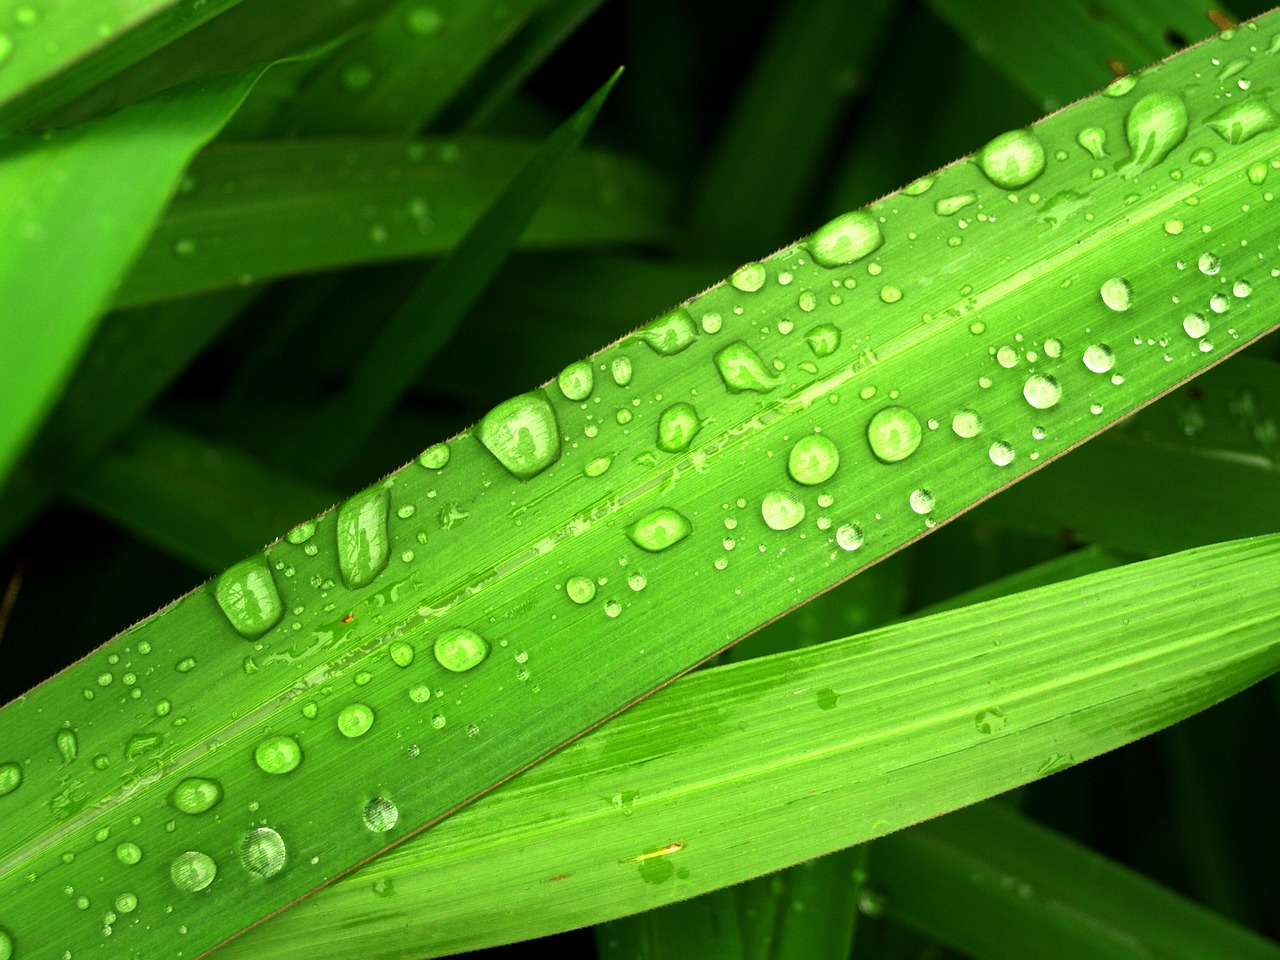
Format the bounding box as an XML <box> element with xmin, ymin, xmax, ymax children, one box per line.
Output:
<box><xmin>222</xmin><ymin>534</ymin><xmax>1280</xmax><ymax>959</ymax></box>
<box><xmin>0</xmin><ymin>0</ymin><xmax>246</xmax><ymax>132</ymax></box>
<box><xmin>597</xmin><ymin>895</ymin><xmax>746</xmax><ymax>960</ymax></box>
<box><xmin>111</xmin><ymin>134</ymin><xmax>667</xmax><ymax>308</ymax></box>
<box><xmin>3</xmin><ymin>19</ymin><xmax>1280</xmax><ymax>960</ymax></box>
<box><xmin>0</xmin><ymin>67</ymin><xmax>266</xmax><ymax>490</ymax></box>
<box><xmin>927</xmin><ymin>0</ymin><xmax>1224</xmax><ymax>111</ymax></box>
<box><xmin>871</xmin><ymin>801</ymin><xmax>1280</xmax><ymax>960</ymax></box>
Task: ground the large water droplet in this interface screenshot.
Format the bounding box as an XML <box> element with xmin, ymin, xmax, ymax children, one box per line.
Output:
<box><xmin>56</xmin><ymin>727</ymin><xmax>77</xmax><ymax>763</ymax></box>
<box><xmin>1075</xmin><ymin>127</ymin><xmax>1107</xmax><ymax>159</ymax></box>
<box><xmin>239</xmin><ymin>827</ymin><xmax>287</xmax><ymax>879</ymax></box>
<box><xmin>637</xmin><ymin>308</ymin><xmax>698</xmax><ymax>355</ymax></box>
<box><xmin>171</xmin><ymin>777</ymin><xmax>223</xmax><ymax>815</ymax></box>
<box><xmin>286</xmin><ymin>521</ymin><xmax>316</xmax><ymax>544</ymax></box>
<box><xmin>808</xmin><ymin>210</ymin><xmax>884</xmax><ymax>267</ymax></box>
<box><xmin>566</xmin><ymin>575</ymin><xmax>596</xmax><ymax>604</ymax></box>
<box><xmin>731</xmin><ymin>262</ymin><xmax>766</xmax><ymax>292</ymax></box>
<box><xmin>952</xmin><ymin>409</ymin><xmax>983</xmax><ymax>438</ymax></box>
<box><xmin>715</xmin><ymin>341</ymin><xmax>781</xmax><ymax>393</ymax></box>
<box><xmin>1198</xmin><ymin>252</ymin><xmax>1221</xmax><ymax>275</ymax></box>
<box><xmin>1023</xmin><ymin>374</ymin><xmax>1062</xmax><ymax>410</ymax></box>
<box><xmin>254</xmin><ymin>735</ymin><xmax>302</xmax><ymax>775</ymax></box>
<box><xmin>657</xmin><ymin>403</ymin><xmax>702</xmax><ymax>453</ymax></box>
<box><xmin>1206</xmin><ymin>97</ymin><xmax>1280</xmax><ymax>144</ymax></box>
<box><xmin>0</xmin><ymin>928</ymin><xmax>10</xmax><ymax>960</ymax></box>
<box><xmin>557</xmin><ymin>361</ymin><xmax>594</xmax><ymax>401</ymax></box>
<box><xmin>363</xmin><ymin>796</ymin><xmax>399</xmax><ymax>832</ymax></box>
<box><xmin>1183</xmin><ymin>312</ymin><xmax>1210</xmax><ymax>338</ymax></box>
<box><xmin>805</xmin><ymin>324</ymin><xmax>841</xmax><ymax>356</ymax></box>
<box><xmin>761</xmin><ymin>491</ymin><xmax>805</xmax><ymax>531</ymax></box>
<box><xmin>477</xmin><ymin>392</ymin><xmax>562</xmax><ymax>480</ymax></box>
<box><xmin>835</xmin><ymin>523</ymin><xmax>863</xmax><ymax>551</ymax></box>
<box><xmin>338</xmin><ymin>703</ymin><xmax>375</xmax><ymax>738</ymax></box>
<box><xmin>989</xmin><ymin>441</ymin><xmax>1016</xmax><ymax>466</ymax></box>
<box><xmin>1099</xmin><ymin>277</ymin><xmax>1133</xmax><ymax>311</ymax></box>
<box><xmin>977</xmin><ymin>129</ymin><xmax>1046</xmax><ymax>189</ymax></box>
<box><xmin>336</xmin><ymin>486</ymin><xmax>391</xmax><ymax>588</ymax></box>
<box><xmin>626</xmin><ymin>508</ymin><xmax>692</xmax><ymax>552</ymax></box>
<box><xmin>1123</xmin><ymin>92</ymin><xmax>1187</xmax><ymax>172</ymax></box>
<box><xmin>170</xmin><ymin>851</ymin><xmax>217</xmax><ymax>892</ymax></box>
<box><xmin>434</xmin><ymin>628</ymin><xmax>490</xmax><ymax>672</ymax></box>
<box><xmin>1082</xmin><ymin>344</ymin><xmax>1115</xmax><ymax>373</ymax></box>
<box><xmin>389</xmin><ymin>641</ymin><xmax>415</xmax><ymax>667</ymax></box>
<box><xmin>867</xmin><ymin>406</ymin><xmax>922</xmax><ymax>462</ymax></box>
<box><xmin>788</xmin><ymin>435</ymin><xmax>840</xmax><ymax>485</ymax></box>
<box><xmin>116</xmin><ymin>842</ymin><xmax>143</xmax><ymax>865</ymax></box>
<box><xmin>215</xmin><ymin>556</ymin><xmax>283</xmax><ymax>639</ymax></box>
<box><xmin>611</xmin><ymin>356</ymin><xmax>633</xmax><ymax>386</ymax></box>
<box><xmin>418</xmin><ymin>443</ymin><xmax>450</xmax><ymax>469</ymax></box>
<box><xmin>909</xmin><ymin>489</ymin><xmax>934</xmax><ymax>515</ymax></box>
<box><xmin>0</xmin><ymin>762</ymin><xmax>22</xmax><ymax>797</ymax></box>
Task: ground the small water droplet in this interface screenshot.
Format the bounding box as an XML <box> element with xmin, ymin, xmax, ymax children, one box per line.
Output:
<box><xmin>254</xmin><ymin>735</ymin><xmax>302</xmax><ymax>775</ymax></box>
<box><xmin>388</xmin><ymin>641</ymin><xmax>415</xmax><ymax>667</ymax></box>
<box><xmin>584</xmin><ymin>455</ymin><xmax>613</xmax><ymax>477</ymax></box>
<box><xmin>1233</xmin><ymin>279</ymin><xmax>1252</xmax><ymax>298</ymax></box>
<box><xmin>788</xmin><ymin>435</ymin><xmax>840</xmax><ymax>485</ymax></box>
<box><xmin>56</xmin><ymin>727</ymin><xmax>78</xmax><ymax>763</ymax></box>
<box><xmin>626</xmin><ymin>508</ymin><xmax>692</xmax><ymax>552</ymax></box>
<box><xmin>1023</xmin><ymin>374</ymin><xmax>1062</xmax><ymax>409</ymax></box>
<box><xmin>867</xmin><ymin>406</ymin><xmax>922</xmax><ymax>462</ymax></box>
<box><xmin>557</xmin><ymin>361</ymin><xmax>594</xmax><ymax>401</ymax></box>
<box><xmin>952</xmin><ymin>409</ymin><xmax>983</xmax><ymax>438</ymax></box>
<box><xmin>977</xmin><ymin>129</ymin><xmax>1046</xmax><ymax>189</ymax></box>
<box><xmin>239</xmin><ymin>827</ymin><xmax>287</xmax><ymax>879</ymax></box>
<box><xmin>1190</xmin><ymin>147</ymin><xmax>1216</xmax><ymax>166</ymax></box>
<box><xmin>215</xmin><ymin>556</ymin><xmax>283</xmax><ymax>639</ymax></box>
<box><xmin>363</xmin><ymin>796</ymin><xmax>399</xmax><ymax>832</ymax></box>
<box><xmin>337</xmin><ymin>703</ymin><xmax>375</xmax><ymax>738</ymax></box>
<box><xmin>418</xmin><ymin>443</ymin><xmax>450</xmax><ymax>469</ymax></box>
<box><xmin>478</xmin><ymin>392</ymin><xmax>562</xmax><ymax>480</ymax></box>
<box><xmin>605</xmin><ymin>600</ymin><xmax>622</xmax><ymax>618</ymax></box>
<box><xmin>1198</xmin><ymin>252</ymin><xmax>1222</xmax><ymax>275</ymax></box>
<box><xmin>171</xmin><ymin>778</ymin><xmax>223</xmax><ymax>815</ymax></box>
<box><xmin>566</xmin><ymin>575</ymin><xmax>596</xmax><ymax>604</ymax></box>
<box><xmin>434</xmin><ymin>628</ymin><xmax>490</xmax><ymax>672</ymax></box>
<box><xmin>1199</xmin><ymin>337</ymin><xmax>1215</xmax><ymax>352</ymax></box>
<box><xmin>731</xmin><ymin>262</ymin><xmax>766</xmax><ymax>292</ymax></box>
<box><xmin>656</xmin><ymin>402</ymin><xmax>702</xmax><ymax>453</ymax></box>
<box><xmin>409</xmin><ymin>683</ymin><xmax>431</xmax><ymax>703</ymax></box>
<box><xmin>170</xmin><ymin>851</ymin><xmax>217</xmax><ymax>892</ymax></box>
<box><xmin>116</xmin><ymin>842</ymin><xmax>143</xmax><ymax>865</ymax></box>
<box><xmin>1082</xmin><ymin>343</ymin><xmax>1115</xmax><ymax>373</ymax></box>
<box><xmin>879</xmin><ymin>285</ymin><xmax>902</xmax><ymax>303</ymax></box>
<box><xmin>835</xmin><ymin>523</ymin><xmax>863</xmax><ymax>551</ymax></box>
<box><xmin>909</xmin><ymin>488</ymin><xmax>934</xmax><ymax>515</ymax></box>
<box><xmin>989</xmin><ymin>441</ymin><xmax>1016</xmax><ymax>466</ymax></box>
<box><xmin>761</xmin><ymin>491</ymin><xmax>805</xmax><ymax>531</ymax></box>
<box><xmin>1099</xmin><ymin>277</ymin><xmax>1133</xmax><ymax>311</ymax></box>
<box><xmin>701</xmin><ymin>311</ymin><xmax>722</xmax><ymax>333</ymax></box>
<box><xmin>0</xmin><ymin>763</ymin><xmax>20</xmax><ymax>798</ymax></box>
<box><xmin>627</xmin><ymin>572</ymin><xmax>647</xmax><ymax>591</ymax></box>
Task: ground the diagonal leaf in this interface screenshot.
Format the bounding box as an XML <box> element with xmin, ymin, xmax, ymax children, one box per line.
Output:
<box><xmin>0</xmin><ymin>65</ymin><xmax>269</xmax><ymax>491</ymax></box>
<box><xmin>222</xmin><ymin>534</ymin><xmax>1280</xmax><ymax>959</ymax></box>
<box><xmin>3</xmin><ymin>15</ymin><xmax>1280</xmax><ymax>960</ymax></box>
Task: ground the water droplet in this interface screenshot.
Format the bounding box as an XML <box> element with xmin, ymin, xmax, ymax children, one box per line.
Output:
<box><xmin>404</xmin><ymin>5</ymin><xmax>443</xmax><ymax>36</ymax></box>
<box><xmin>933</xmin><ymin>193</ymin><xmax>976</xmax><ymax>216</ymax></box>
<box><xmin>389</xmin><ymin>641</ymin><xmax>415</xmax><ymax>667</ymax></box>
<box><xmin>334</xmin><ymin>488</ymin><xmax>391</xmax><ymax>592</ymax></box>
<box><xmin>761</xmin><ymin>491</ymin><xmax>805</xmax><ymax>531</ymax></box>
<box><xmin>334</xmin><ymin>703</ymin><xmax>374</xmax><ymax>738</ymax></box>
<box><xmin>254</xmin><ymin>735</ymin><xmax>302</xmax><ymax>775</ymax></box>
<box><xmin>977</xmin><ymin>129</ymin><xmax>1046</xmax><ymax>189</ymax></box>
<box><xmin>56</xmin><ymin>727</ymin><xmax>77</xmax><ymax>762</ymax></box>
<box><xmin>1234</xmin><ymin>279</ymin><xmax>1252</xmax><ymax>298</ymax></box>
<box><xmin>1190</xmin><ymin>147</ymin><xmax>1216</xmax><ymax>166</ymax></box>
<box><xmin>611</xmin><ymin>356</ymin><xmax>633</xmax><ymax>386</ymax></box>
<box><xmin>566</xmin><ymin>575</ymin><xmax>597</xmax><ymax>604</ymax></box>
<box><xmin>1075</xmin><ymin>126</ymin><xmax>1107</xmax><ymax>159</ymax></box>
<box><xmin>701</xmin><ymin>311</ymin><xmax>722</xmax><ymax>333</ymax></box>
<box><xmin>989</xmin><ymin>441</ymin><xmax>1016</xmax><ymax>466</ymax></box>
<box><xmin>805</xmin><ymin>324</ymin><xmax>841</xmax><ymax>356</ymax></box>
<box><xmin>171</xmin><ymin>778</ymin><xmax>223</xmax><ymax>815</ymax></box>
<box><xmin>835</xmin><ymin>523</ymin><xmax>863</xmax><ymax>551</ymax></box>
<box><xmin>286</xmin><ymin>521</ymin><xmax>316</xmax><ymax>545</ymax></box>
<box><xmin>1200</xmin><ymin>338</ymin><xmax>1214</xmax><ymax>352</ymax></box>
<box><xmin>1104</xmin><ymin>75</ymin><xmax>1137</xmax><ymax>97</ymax></box>
<box><xmin>1023</xmin><ymin>374</ymin><xmax>1062</xmax><ymax>409</ymax></box>
<box><xmin>996</xmin><ymin>345</ymin><xmax>1019</xmax><ymax>368</ymax></box>
<box><xmin>409</xmin><ymin>683</ymin><xmax>431</xmax><ymax>703</ymax></box>
<box><xmin>715</xmin><ymin>341</ymin><xmax>781</xmax><ymax>392</ymax></box>
<box><xmin>788</xmin><ymin>435</ymin><xmax>840</xmax><ymax>485</ymax></box>
<box><xmin>170</xmin><ymin>851</ymin><xmax>217</xmax><ymax>892</ymax></box>
<box><xmin>478</xmin><ymin>392</ymin><xmax>562</xmax><ymax>481</ymax></box>
<box><xmin>116</xmin><ymin>842</ymin><xmax>143</xmax><ymax>865</ymax></box>
<box><xmin>115</xmin><ymin>891</ymin><xmax>138</xmax><ymax>913</ymax></box>
<box><xmin>239</xmin><ymin>827</ymin><xmax>287</xmax><ymax>879</ymax></box>
<box><xmin>1210</xmin><ymin>292</ymin><xmax>1230</xmax><ymax>313</ymax></box>
<box><xmin>952</xmin><ymin>409</ymin><xmax>983</xmax><ymax>438</ymax></box>
<box><xmin>975</xmin><ymin>707</ymin><xmax>1007</xmax><ymax>734</ymax></box>
<box><xmin>1164</xmin><ymin>218</ymin><xmax>1184</xmax><ymax>235</ymax></box>
<box><xmin>626</xmin><ymin>508</ymin><xmax>692</xmax><ymax>552</ymax></box>
<box><xmin>363</xmin><ymin>796</ymin><xmax>398</xmax><ymax>832</ymax></box>
<box><xmin>418</xmin><ymin>443</ymin><xmax>450</xmax><ymax>469</ymax></box>
<box><xmin>866</xmin><ymin>406</ymin><xmax>922</xmax><ymax>462</ymax></box>
<box><xmin>656</xmin><ymin>402</ymin><xmax>702</xmax><ymax>453</ymax></box>
<box><xmin>1123</xmin><ymin>92</ymin><xmax>1187</xmax><ymax>172</ymax></box>
<box><xmin>1099</xmin><ymin>277</ymin><xmax>1133</xmax><ymax>311</ymax></box>
<box><xmin>909</xmin><ymin>489</ymin><xmax>934</xmax><ymax>515</ymax></box>
<box><xmin>1082</xmin><ymin>343</ymin><xmax>1115</xmax><ymax>373</ymax></box>
<box><xmin>604</xmin><ymin>599</ymin><xmax>622</xmax><ymax>618</ymax></box>
<box><xmin>637</xmin><ymin>309</ymin><xmax>698</xmax><ymax>355</ymax></box>
<box><xmin>627</xmin><ymin>572</ymin><xmax>647</xmax><ymax>591</ymax></box>
<box><xmin>557</xmin><ymin>361</ymin><xmax>594</xmax><ymax>401</ymax></box>
<box><xmin>808</xmin><ymin>210</ymin><xmax>884</xmax><ymax>267</ymax></box>
<box><xmin>0</xmin><ymin>928</ymin><xmax>12</xmax><ymax>960</ymax></box>
<box><xmin>1206</xmin><ymin>97</ymin><xmax>1280</xmax><ymax>145</ymax></box>
<box><xmin>879</xmin><ymin>285</ymin><xmax>902</xmax><ymax>304</ymax></box>
<box><xmin>1183</xmin><ymin>312</ymin><xmax>1210</xmax><ymax>338</ymax></box>
<box><xmin>214</xmin><ymin>554</ymin><xmax>283</xmax><ymax>638</ymax></box>
<box><xmin>434</xmin><ymin>628</ymin><xmax>490</xmax><ymax>672</ymax></box>
<box><xmin>902</xmin><ymin>175</ymin><xmax>935</xmax><ymax>195</ymax></box>
<box><xmin>584</xmin><ymin>455</ymin><xmax>613</xmax><ymax>477</ymax></box>
<box><xmin>1198</xmin><ymin>252</ymin><xmax>1222</xmax><ymax>275</ymax></box>
<box><xmin>731</xmin><ymin>262</ymin><xmax>766</xmax><ymax>292</ymax></box>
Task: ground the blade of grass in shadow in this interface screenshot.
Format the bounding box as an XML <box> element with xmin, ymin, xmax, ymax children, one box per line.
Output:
<box><xmin>297</xmin><ymin>69</ymin><xmax>624</xmax><ymax>479</ymax></box>
<box><xmin>221</xmin><ymin>534</ymin><xmax>1280</xmax><ymax>960</ymax></box>
<box><xmin>597</xmin><ymin>895</ymin><xmax>746</xmax><ymax>960</ymax></box>
<box><xmin>111</xmin><ymin>133</ymin><xmax>666</xmax><ymax>309</ymax></box>
<box><xmin>0</xmin><ymin>65</ymin><xmax>269</xmax><ymax>491</ymax></box>
<box><xmin>870</xmin><ymin>801</ymin><xmax>1280</xmax><ymax>960</ymax></box>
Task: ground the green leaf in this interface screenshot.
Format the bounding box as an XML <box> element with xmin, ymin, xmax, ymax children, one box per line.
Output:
<box><xmin>0</xmin><ymin>66</ymin><xmax>266</xmax><ymax>491</ymax></box>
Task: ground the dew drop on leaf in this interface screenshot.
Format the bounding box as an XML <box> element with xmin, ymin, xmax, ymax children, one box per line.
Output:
<box><xmin>1082</xmin><ymin>344</ymin><xmax>1115</xmax><ymax>373</ymax></box>
<box><xmin>557</xmin><ymin>361</ymin><xmax>594</xmax><ymax>401</ymax></box>
<box><xmin>952</xmin><ymin>409</ymin><xmax>983</xmax><ymax>438</ymax></box>
<box><xmin>761</xmin><ymin>491</ymin><xmax>805</xmax><ymax>531</ymax></box>
<box><xmin>239</xmin><ymin>827</ymin><xmax>287</xmax><ymax>879</ymax></box>
<box><xmin>1123</xmin><ymin>92</ymin><xmax>1188</xmax><ymax>172</ymax></box>
<box><xmin>389</xmin><ymin>641</ymin><xmax>415</xmax><ymax>667</ymax></box>
<box><xmin>731</xmin><ymin>262</ymin><xmax>766</xmax><ymax>292</ymax></box>
<box><xmin>566</xmin><ymin>576</ymin><xmax>597</xmax><ymax>604</ymax></box>
<box><xmin>434</xmin><ymin>628</ymin><xmax>490</xmax><ymax>672</ymax></box>
<box><xmin>1183</xmin><ymin>313</ymin><xmax>1210</xmax><ymax>338</ymax></box>
<box><xmin>170</xmin><ymin>851</ymin><xmax>217</xmax><ymax>892</ymax></box>
<box><xmin>336</xmin><ymin>486</ymin><xmax>391</xmax><ymax>588</ymax></box>
<box><xmin>989</xmin><ymin>441</ymin><xmax>1016</xmax><ymax>466</ymax></box>
<box><xmin>807</xmin><ymin>210</ymin><xmax>884</xmax><ymax>267</ymax></box>
<box><xmin>1205</xmin><ymin>97</ymin><xmax>1280</xmax><ymax>144</ymax></box>
<box><xmin>1023</xmin><ymin>374</ymin><xmax>1062</xmax><ymax>410</ymax></box>
<box><xmin>977</xmin><ymin>129</ymin><xmax>1046</xmax><ymax>189</ymax></box>
<box><xmin>1099</xmin><ymin>277</ymin><xmax>1133</xmax><ymax>311</ymax></box>
<box><xmin>909</xmin><ymin>489</ymin><xmax>935</xmax><ymax>514</ymax></box>
<box><xmin>626</xmin><ymin>508</ymin><xmax>692</xmax><ymax>552</ymax></box>
<box><xmin>835</xmin><ymin>523</ymin><xmax>864</xmax><ymax>551</ymax></box>
<box><xmin>254</xmin><ymin>735</ymin><xmax>303</xmax><ymax>775</ymax></box>
<box><xmin>363</xmin><ymin>797</ymin><xmax>399</xmax><ymax>833</ymax></box>
<box><xmin>804</xmin><ymin>324</ymin><xmax>841</xmax><ymax>356</ymax></box>
<box><xmin>1198</xmin><ymin>252</ymin><xmax>1221</xmax><ymax>275</ymax></box>
<box><xmin>1075</xmin><ymin>126</ymin><xmax>1107</xmax><ymax>159</ymax></box>
<box><xmin>171</xmin><ymin>778</ymin><xmax>223</xmax><ymax>815</ymax></box>
<box><xmin>611</xmin><ymin>355</ymin><xmax>633</xmax><ymax>386</ymax></box>
<box><xmin>637</xmin><ymin>309</ymin><xmax>699</xmax><ymax>355</ymax></box>
<box><xmin>418</xmin><ymin>443</ymin><xmax>450</xmax><ymax>469</ymax></box>
<box><xmin>337</xmin><ymin>703</ymin><xmax>375</xmax><ymax>738</ymax></box>
<box><xmin>477</xmin><ymin>392</ymin><xmax>562</xmax><ymax>481</ymax></box>
<box><xmin>215</xmin><ymin>556</ymin><xmax>284</xmax><ymax>639</ymax></box>
<box><xmin>933</xmin><ymin>193</ymin><xmax>976</xmax><ymax>216</ymax></box>
<box><xmin>0</xmin><ymin>928</ymin><xmax>11</xmax><ymax>960</ymax></box>
<box><xmin>656</xmin><ymin>402</ymin><xmax>702</xmax><ymax>453</ymax></box>
<box><xmin>286</xmin><ymin>521</ymin><xmax>316</xmax><ymax>544</ymax></box>
<box><xmin>55</xmin><ymin>728</ymin><xmax>77</xmax><ymax>763</ymax></box>
<box><xmin>116</xmin><ymin>842</ymin><xmax>143</xmax><ymax>865</ymax></box>
<box><xmin>867</xmin><ymin>406</ymin><xmax>923</xmax><ymax>462</ymax></box>
<box><xmin>788</xmin><ymin>435</ymin><xmax>840</xmax><ymax>485</ymax></box>
<box><xmin>714</xmin><ymin>341</ymin><xmax>781</xmax><ymax>393</ymax></box>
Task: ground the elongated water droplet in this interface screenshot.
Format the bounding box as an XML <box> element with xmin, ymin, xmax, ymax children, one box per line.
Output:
<box><xmin>286</xmin><ymin>521</ymin><xmax>316</xmax><ymax>544</ymax></box>
<box><xmin>336</xmin><ymin>486</ymin><xmax>391</xmax><ymax>588</ymax></box>
<box><xmin>584</xmin><ymin>454</ymin><xmax>613</xmax><ymax>477</ymax></box>
<box><xmin>805</xmin><ymin>324</ymin><xmax>841</xmax><ymax>356</ymax></box>
<box><xmin>934</xmin><ymin>193</ymin><xmax>976</xmax><ymax>216</ymax></box>
<box><xmin>808</xmin><ymin>210</ymin><xmax>884</xmax><ymax>267</ymax></box>
<box><xmin>715</xmin><ymin>341</ymin><xmax>781</xmax><ymax>393</ymax></box>
<box><xmin>1075</xmin><ymin>127</ymin><xmax>1107</xmax><ymax>159</ymax></box>
<box><xmin>171</xmin><ymin>777</ymin><xmax>223</xmax><ymax>815</ymax></box>
<box><xmin>731</xmin><ymin>262</ymin><xmax>766</xmax><ymax>292</ymax></box>
<box><xmin>1104</xmin><ymin>75</ymin><xmax>1137</xmax><ymax>97</ymax></box>
<box><xmin>337</xmin><ymin>703</ymin><xmax>375</xmax><ymax>738</ymax></box>
<box><xmin>1023</xmin><ymin>374</ymin><xmax>1062</xmax><ymax>410</ymax></box>
<box><xmin>637</xmin><ymin>308</ymin><xmax>698</xmax><ymax>355</ymax></box>
<box><xmin>478</xmin><ymin>392</ymin><xmax>562</xmax><ymax>480</ymax></box>
<box><xmin>657</xmin><ymin>402</ymin><xmax>702</xmax><ymax>453</ymax></box>
<box><xmin>557</xmin><ymin>361</ymin><xmax>594</xmax><ymax>401</ymax></box>
<box><xmin>1206</xmin><ymin>97</ymin><xmax>1280</xmax><ymax>144</ymax></box>
<box><xmin>626</xmin><ymin>508</ymin><xmax>692</xmax><ymax>552</ymax></box>
<box><xmin>434</xmin><ymin>628</ymin><xmax>489</xmax><ymax>672</ymax></box>
<box><xmin>952</xmin><ymin>409</ymin><xmax>983</xmax><ymax>438</ymax></box>
<box><xmin>989</xmin><ymin>441</ymin><xmax>1016</xmax><ymax>466</ymax></box>
<box><xmin>1123</xmin><ymin>92</ymin><xmax>1187</xmax><ymax>172</ymax></box>
<box><xmin>1100</xmin><ymin>277</ymin><xmax>1133</xmax><ymax>311</ymax></box>
<box><xmin>215</xmin><ymin>556</ymin><xmax>283</xmax><ymax>639</ymax></box>
<box><xmin>566</xmin><ymin>575</ymin><xmax>596</xmax><ymax>604</ymax></box>
<box><xmin>418</xmin><ymin>443</ymin><xmax>450</xmax><ymax>469</ymax></box>
<box><xmin>977</xmin><ymin>129</ymin><xmax>1046</xmax><ymax>189</ymax></box>
<box><xmin>902</xmin><ymin>175</ymin><xmax>935</xmax><ymax>195</ymax></box>
<box><xmin>254</xmin><ymin>735</ymin><xmax>302</xmax><ymax>775</ymax></box>
<box><xmin>1082</xmin><ymin>344</ymin><xmax>1115</xmax><ymax>373</ymax></box>
<box><xmin>0</xmin><ymin>927</ymin><xmax>11</xmax><ymax>960</ymax></box>
<box><xmin>239</xmin><ymin>827</ymin><xmax>287</xmax><ymax>879</ymax></box>
<box><xmin>867</xmin><ymin>406</ymin><xmax>922</xmax><ymax>462</ymax></box>
<box><xmin>170</xmin><ymin>851</ymin><xmax>217</xmax><ymax>892</ymax></box>
<box><xmin>761</xmin><ymin>491</ymin><xmax>805</xmax><ymax>531</ymax></box>
<box><xmin>788</xmin><ymin>435</ymin><xmax>840</xmax><ymax>485</ymax></box>
<box><xmin>116</xmin><ymin>842</ymin><xmax>143</xmax><ymax>865</ymax></box>
<box><xmin>611</xmin><ymin>356</ymin><xmax>633</xmax><ymax>386</ymax></box>
<box><xmin>56</xmin><ymin>728</ymin><xmax>77</xmax><ymax>763</ymax></box>
<box><xmin>363</xmin><ymin>797</ymin><xmax>398</xmax><ymax>832</ymax></box>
